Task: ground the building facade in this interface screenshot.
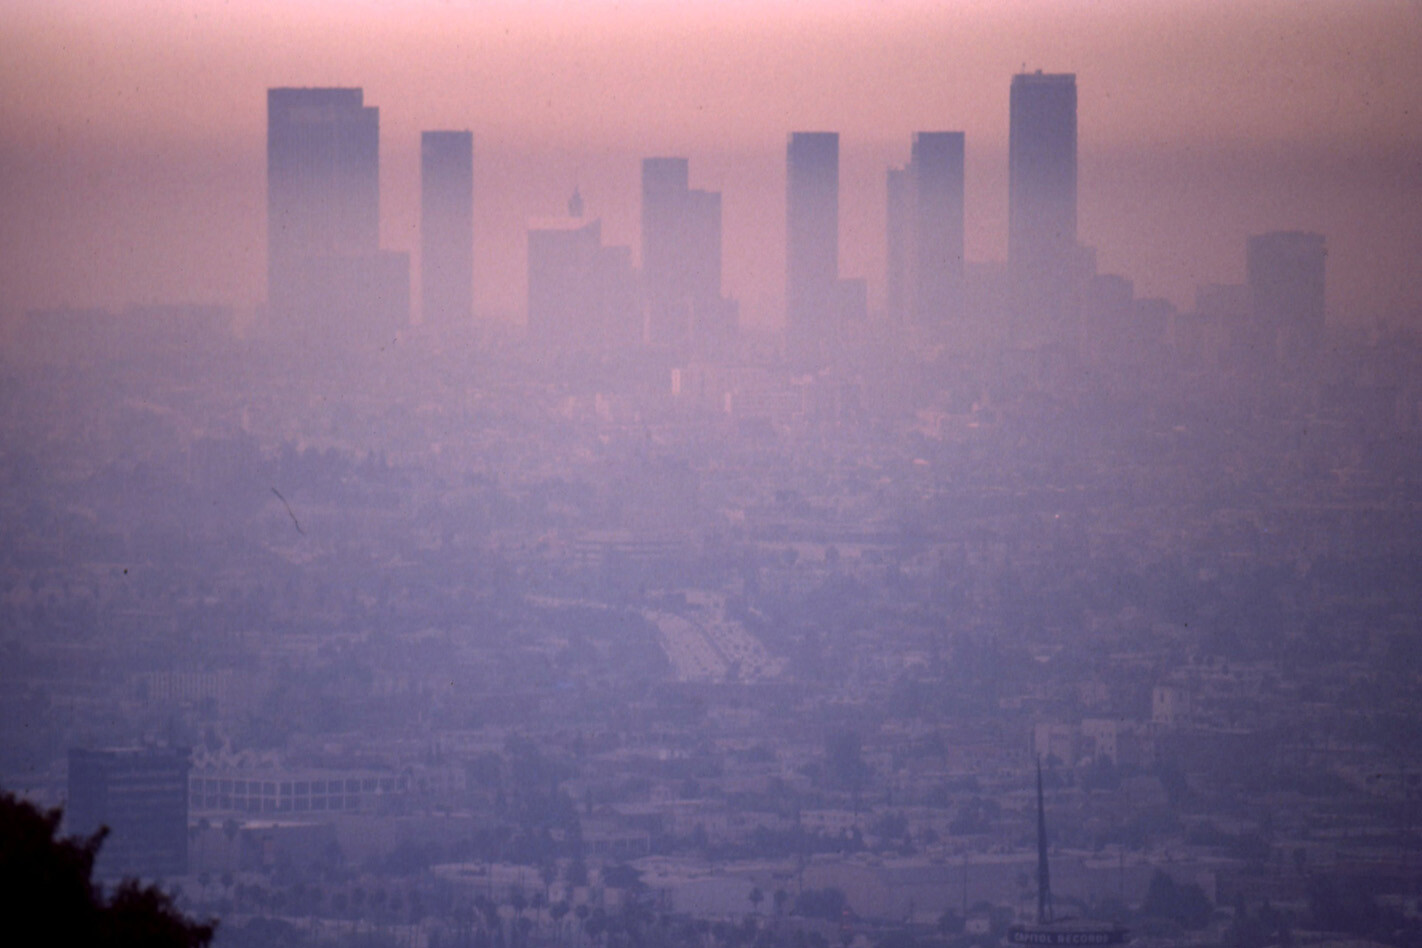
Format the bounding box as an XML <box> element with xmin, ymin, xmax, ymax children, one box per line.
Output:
<box><xmin>887</xmin><ymin>132</ymin><xmax>967</xmax><ymax>330</ymax></box>
<box><xmin>527</xmin><ymin>198</ymin><xmax>639</xmax><ymax>349</ymax></box>
<box><xmin>1009</xmin><ymin>72</ymin><xmax>1078</xmax><ymax>334</ymax></box>
<box><xmin>67</xmin><ymin>746</ymin><xmax>190</xmax><ymax>878</ymax></box>
<box><xmin>786</xmin><ymin>132</ymin><xmax>840</xmax><ymax>358</ymax></box>
<box><xmin>641</xmin><ymin>157</ymin><xmax>728</xmax><ymax>349</ymax></box>
<box><xmin>267</xmin><ymin>87</ymin><xmax>408</xmax><ymax>343</ymax></box>
<box><xmin>421</xmin><ymin>130</ymin><xmax>475</xmax><ymax>332</ymax></box>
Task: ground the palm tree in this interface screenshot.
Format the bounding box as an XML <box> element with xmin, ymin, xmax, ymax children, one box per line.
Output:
<box><xmin>550</xmin><ymin>900</ymin><xmax>571</xmax><ymax>945</ymax></box>
<box><xmin>575</xmin><ymin>904</ymin><xmax>592</xmax><ymax>948</ymax></box>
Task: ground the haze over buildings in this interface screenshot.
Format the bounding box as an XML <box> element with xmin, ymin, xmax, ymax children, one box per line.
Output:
<box><xmin>2</xmin><ymin>6</ymin><xmax>1422</xmax><ymax>948</ymax></box>
<box><xmin>4</xmin><ymin>2</ymin><xmax>1420</xmax><ymax>328</ymax></box>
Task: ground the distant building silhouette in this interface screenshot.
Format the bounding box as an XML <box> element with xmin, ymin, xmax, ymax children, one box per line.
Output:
<box><xmin>421</xmin><ymin>130</ymin><xmax>474</xmax><ymax>332</ymax></box>
<box><xmin>1248</xmin><ymin>231</ymin><xmax>1326</xmax><ymax>333</ymax></box>
<box><xmin>1009</xmin><ymin>72</ymin><xmax>1080</xmax><ymax>338</ymax></box>
<box><xmin>786</xmin><ymin>132</ymin><xmax>839</xmax><ymax>359</ymax></box>
<box><xmin>67</xmin><ymin>746</ymin><xmax>190</xmax><ymax>878</ymax></box>
<box><xmin>887</xmin><ymin>132</ymin><xmax>966</xmax><ymax>330</ymax></box>
<box><xmin>266</xmin><ymin>87</ymin><xmax>408</xmax><ymax>344</ymax></box>
<box><xmin>1247</xmin><ymin>230</ymin><xmax>1326</xmax><ymax>366</ymax></box>
<box><xmin>527</xmin><ymin>195</ymin><xmax>639</xmax><ymax>349</ymax></box>
<box><xmin>641</xmin><ymin>157</ymin><xmax>734</xmax><ymax>351</ymax></box>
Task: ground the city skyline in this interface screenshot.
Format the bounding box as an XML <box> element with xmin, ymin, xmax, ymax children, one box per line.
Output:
<box><xmin>4</xmin><ymin>6</ymin><xmax>1422</xmax><ymax>942</ymax></box>
<box><xmin>2</xmin><ymin>1</ymin><xmax>1420</xmax><ymax>330</ymax></box>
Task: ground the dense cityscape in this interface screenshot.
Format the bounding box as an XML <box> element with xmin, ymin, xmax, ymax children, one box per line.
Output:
<box><xmin>3</xmin><ymin>17</ymin><xmax>1422</xmax><ymax>948</ymax></box>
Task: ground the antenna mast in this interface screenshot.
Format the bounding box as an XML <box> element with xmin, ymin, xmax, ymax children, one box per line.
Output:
<box><xmin>1037</xmin><ymin>757</ymin><xmax>1054</xmax><ymax>925</ymax></box>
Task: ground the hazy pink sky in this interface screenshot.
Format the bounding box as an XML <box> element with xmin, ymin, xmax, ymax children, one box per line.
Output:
<box><xmin>3</xmin><ymin>0</ymin><xmax>1420</xmax><ymax>327</ymax></box>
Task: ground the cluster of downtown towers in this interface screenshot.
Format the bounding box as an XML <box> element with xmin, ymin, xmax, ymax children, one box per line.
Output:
<box><xmin>266</xmin><ymin>74</ymin><xmax>1107</xmax><ymax>355</ymax></box>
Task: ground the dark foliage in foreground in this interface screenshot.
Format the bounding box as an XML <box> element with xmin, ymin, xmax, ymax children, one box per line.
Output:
<box><xmin>0</xmin><ymin>790</ymin><xmax>214</xmax><ymax>948</ymax></box>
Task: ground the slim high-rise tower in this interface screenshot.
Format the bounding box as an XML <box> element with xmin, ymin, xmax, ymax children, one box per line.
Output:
<box><xmin>1009</xmin><ymin>72</ymin><xmax>1077</xmax><ymax>328</ymax></box>
<box><xmin>786</xmin><ymin>132</ymin><xmax>839</xmax><ymax>354</ymax></box>
<box><xmin>911</xmin><ymin>131</ymin><xmax>966</xmax><ymax>327</ymax></box>
<box><xmin>421</xmin><ymin>130</ymin><xmax>474</xmax><ymax>331</ymax></box>
<box><xmin>528</xmin><ymin>195</ymin><xmax>639</xmax><ymax>350</ymax></box>
<box><xmin>641</xmin><ymin>157</ymin><xmax>726</xmax><ymax>347</ymax></box>
<box><xmin>887</xmin><ymin>132</ymin><xmax>965</xmax><ymax>330</ymax></box>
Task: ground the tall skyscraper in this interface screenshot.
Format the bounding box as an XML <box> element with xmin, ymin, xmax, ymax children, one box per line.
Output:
<box><xmin>267</xmin><ymin>87</ymin><xmax>407</xmax><ymax>342</ymax></box>
<box><xmin>67</xmin><ymin>747</ymin><xmax>190</xmax><ymax>878</ymax></box>
<box><xmin>1009</xmin><ymin>72</ymin><xmax>1078</xmax><ymax>329</ymax></box>
<box><xmin>641</xmin><ymin>157</ymin><xmax>727</xmax><ymax>348</ymax></box>
<box><xmin>786</xmin><ymin>132</ymin><xmax>839</xmax><ymax>354</ymax></box>
<box><xmin>421</xmin><ymin>130</ymin><xmax>474</xmax><ymax>331</ymax></box>
<box><xmin>912</xmin><ymin>132</ymin><xmax>966</xmax><ymax>326</ymax></box>
<box><xmin>267</xmin><ymin>88</ymin><xmax>379</xmax><ymax>305</ymax></box>
<box><xmin>887</xmin><ymin>132</ymin><xmax>967</xmax><ymax>329</ymax></box>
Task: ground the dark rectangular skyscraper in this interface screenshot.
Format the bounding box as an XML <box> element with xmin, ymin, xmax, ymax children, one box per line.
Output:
<box><xmin>267</xmin><ymin>87</ymin><xmax>407</xmax><ymax>344</ymax></box>
<box><xmin>1009</xmin><ymin>72</ymin><xmax>1077</xmax><ymax>329</ymax></box>
<box><xmin>267</xmin><ymin>88</ymin><xmax>379</xmax><ymax>304</ymax></box>
<box><xmin>786</xmin><ymin>132</ymin><xmax>839</xmax><ymax>356</ymax></box>
<box><xmin>642</xmin><ymin>157</ymin><xmax>726</xmax><ymax>348</ymax></box>
<box><xmin>67</xmin><ymin>747</ymin><xmax>190</xmax><ymax>878</ymax></box>
<box><xmin>887</xmin><ymin>133</ymin><xmax>965</xmax><ymax>331</ymax></box>
<box><xmin>642</xmin><ymin>159</ymin><xmax>690</xmax><ymax>301</ymax></box>
<box><xmin>911</xmin><ymin>131</ymin><xmax>966</xmax><ymax>327</ymax></box>
<box><xmin>421</xmin><ymin>130</ymin><xmax>474</xmax><ymax>331</ymax></box>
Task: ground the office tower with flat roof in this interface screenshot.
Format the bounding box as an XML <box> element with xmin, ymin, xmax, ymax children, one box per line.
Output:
<box><xmin>267</xmin><ymin>88</ymin><xmax>378</xmax><ymax>304</ymax></box>
<box><xmin>642</xmin><ymin>158</ymin><xmax>690</xmax><ymax>339</ymax></box>
<box><xmin>641</xmin><ymin>157</ymin><xmax>727</xmax><ymax>348</ymax></box>
<box><xmin>67</xmin><ymin>746</ymin><xmax>190</xmax><ymax>878</ymax></box>
<box><xmin>267</xmin><ymin>87</ymin><xmax>407</xmax><ymax>342</ymax></box>
<box><xmin>786</xmin><ymin>132</ymin><xmax>839</xmax><ymax>355</ymax></box>
<box><xmin>421</xmin><ymin>130</ymin><xmax>474</xmax><ymax>331</ymax></box>
<box><xmin>1009</xmin><ymin>72</ymin><xmax>1078</xmax><ymax>330</ymax></box>
<box><xmin>888</xmin><ymin>132</ymin><xmax>965</xmax><ymax>330</ymax></box>
<box><xmin>890</xmin><ymin>131</ymin><xmax>966</xmax><ymax>329</ymax></box>
<box><xmin>912</xmin><ymin>132</ymin><xmax>966</xmax><ymax>326</ymax></box>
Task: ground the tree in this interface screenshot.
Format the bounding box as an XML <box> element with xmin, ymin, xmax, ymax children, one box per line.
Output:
<box><xmin>0</xmin><ymin>790</ymin><xmax>214</xmax><ymax>948</ymax></box>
